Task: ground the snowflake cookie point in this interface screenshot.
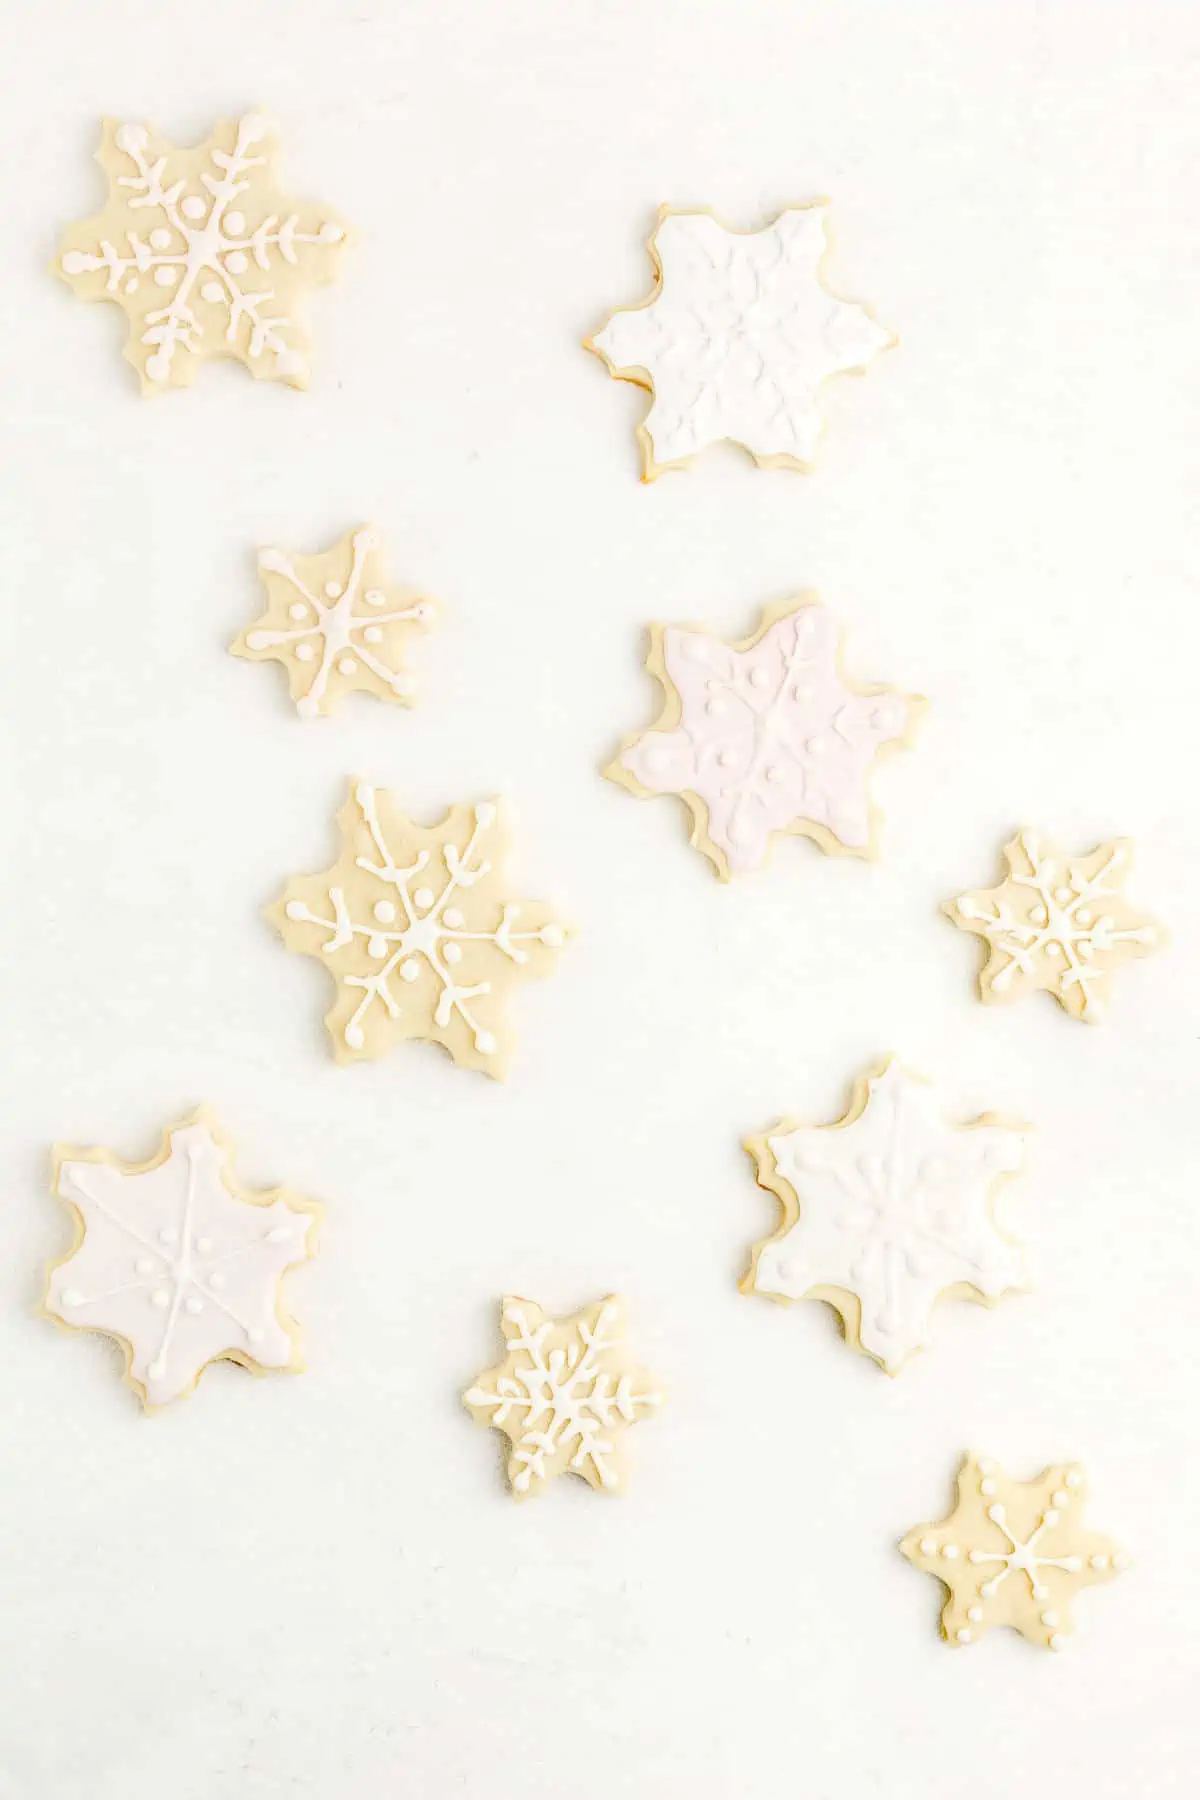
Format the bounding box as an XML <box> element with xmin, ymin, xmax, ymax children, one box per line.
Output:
<box><xmin>742</xmin><ymin>1059</ymin><xmax>1029</xmax><ymax>1374</ymax></box>
<box><xmin>588</xmin><ymin>203</ymin><xmax>893</xmax><ymax>477</ymax></box>
<box><xmin>945</xmin><ymin>830</ymin><xmax>1164</xmax><ymax>1023</ymax></box>
<box><xmin>58</xmin><ymin>112</ymin><xmax>351</xmax><ymax>393</ymax></box>
<box><xmin>606</xmin><ymin>599</ymin><xmax>924</xmax><ymax>879</ymax></box>
<box><xmin>464</xmin><ymin>1294</ymin><xmax>664</xmax><ymax>1499</ymax></box>
<box><xmin>43</xmin><ymin>1108</ymin><xmax>320</xmax><ymax>1411</ymax></box>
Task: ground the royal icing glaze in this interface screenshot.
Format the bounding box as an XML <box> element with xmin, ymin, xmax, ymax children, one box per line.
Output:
<box><xmin>464</xmin><ymin>1295</ymin><xmax>664</xmax><ymax>1498</ymax></box>
<box><xmin>742</xmin><ymin>1061</ymin><xmax>1028</xmax><ymax>1374</ymax></box>
<box><xmin>57</xmin><ymin>113</ymin><xmax>349</xmax><ymax>392</ymax></box>
<box><xmin>44</xmin><ymin>1111</ymin><xmax>319</xmax><ymax>1409</ymax></box>
<box><xmin>271</xmin><ymin>783</ymin><xmax>567</xmax><ymax>1077</ymax></box>
<box><xmin>944</xmin><ymin>831</ymin><xmax>1163</xmax><ymax>1022</ymax></box>
<box><xmin>230</xmin><ymin>525</ymin><xmax>435</xmax><ymax>718</ymax></box>
<box><xmin>588</xmin><ymin>205</ymin><xmax>893</xmax><ymax>477</ymax></box>
<box><xmin>901</xmin><ymin>1453</ymin><xmax>1129</xmax><ymax>1650</ymax></box>
<box><xmin>605</xmin><ymin>598</ymin><xmax>924</xmax><ymax>878</ymax></box>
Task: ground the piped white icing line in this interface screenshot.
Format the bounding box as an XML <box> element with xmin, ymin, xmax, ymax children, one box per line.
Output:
<box><xmin>58</xmin><ymin>113</ymin><xmax>349</xmax><ymax>392</ymax></box>
<box><xmin>463</xmin><ymin>1295</ymin><xmax>664</xmax><ymax>1498</ymax></box>
<box><xmin>745</xmin><ymin>1061</ymin><xmax>1028</xmax><ymax>1373</ymax></box>
<box><xmin>608</xmin><ymin>599</ymin><xmax>924</xmax><ymax>878</ymax></box>
<box><xmin>44</xmin><ymin>1112</ymin><xmax>318</xmax><ymax>1409</ymax></box>
<box><xmin>589</xmin><ymin>205</ymin><xmax>893</xmax><ymax>476</ymax></box>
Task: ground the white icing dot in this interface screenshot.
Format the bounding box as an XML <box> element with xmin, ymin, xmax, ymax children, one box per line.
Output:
<box><xmin>400</xmin><ymin>959</ymin><xmax>421</xmax><ymax>982</ymax></box>
<box><xmin>1090</xmin><ymin>1554</ymin><xmax>1108</xmax><ymax>1571</ymax></box>
<box><xmin>977</xmin><ymin>1458</ymin><xmax>995</xmax><ymax>1475</ymax></box>
<box><xmin>154</xmin><ymin>265</ymin><xmax>178</xmax><ymax>287</ymax></box>
<box><xmin>941</xmin><ymin>1544</ymin><xmax>960</xmax><ymax>1560</ymax></box>
<box><xmin>116</xmin><ymin>123</ymin><xmax>148</xmax><ymax>154</ymax></box>
<box><xmin>195</xmin><ymin>1237</ymin><xmax>212</xmax><ymax>1255</ymax></box>
<box><xmin>151</xmin><ymin>1289</ymin><xmax>169</xmax><ymax>1309</ymax></box>
<box><xmin>792</xmin><ymin>683</ymin><xmax>814</xmax><ymax>702</ymax></box>
<box><xmin>337</xmin><ymin>656</ymin><xmax>356</xmax><ymax>675</ymax></box>
<box><xmin>1045</xmin><ymin>941</ymin><xmax>1063</xmax><ymax>957</ymax></box>
<box><xmin>124</xmin><ymin>278</ymin><xmax>139</xmax><ymax>294</ymax></box>
<box><xmin>443</xmin><ymin>907</ymin><xmax>464</xmax><ymax>928</ymax></box>
<box><xmin>414</xmin><ymin>887</ymin><xmax>434</xmax><ymax>910</ymax></box>
<box><xmin>1076</xmin><ymin>909</ymin><xmax>1092</xmax><ymax>926</ymax></box>
<box><xmin>145</xmin><ymin>353</ymin><xmax>169</xmax><ymax>382</ymax></box>
<box><xmin>1031</xmin><ymin>906</ymin><xmax>1048</xmax><ymax>926</ymax></box>
<box><xmin>344</xmin><ymin>1023</ymin><xmax>365</xmax><ymax>1049</ymax></box>
<box><xmin>980</xmin><ymin>1580</ymin><xmax>999</xmax><ymax>1598</ymax></box>
<box><xmin>717</xmin><ymin>750</ymin><xmax>736</xmax><ymax>769</ymax></box>
<box><xmin>919</xmin><ymin>1537</ymin><xmax>937</xmax><ymax>1555</ymax></box>
<box><xmin>319</xmin><ymin>221</ymin><xmax>345</xmax><ymax>242</ymax></box>
<box><xmin>805</xmin><ymin>736</ymin><xmax>828</xmax><ymax>756</ymax></box>
<box><xmin>1055</xmin><ymin>886</ymin><xmax>1072</xmax><ymax>903</ymax></box>
<box><xmin>185</xmin><ymin>1297</ymin><xmax>202</xmax><ymax>1316</ymax></box>
<box><xmin>247</xmin><ymin>1327</ymin><xmax>265</xmax><ymax>1345</ymax></box>
<box><xmin>324</xmin><ymin>580</ymin><xmax>341</xmax><ymax>598</ymax></box>
<box><xmin>135</xmin><ymin>1258</ymin><xmax>154</xmax><ymax>1276</ymax></box>
<box><xmin>267</xmin><ymin>1227</ymin><xmax>291</xmax><ymax>1244</ymax></box>
<box><xmin>224</xmin><ymin>251</ymin><xmax>249</xmax><ymax>275</ymax></box>
<box><xmin>1052</xmin><ymin>1489</ymin><xmax>1069</xmax><ymax>1507</ymax></box>
<box><xmin>1066</xmin><ymin>1470</ymin><xmax>1082</xmax><ymax>1489</ymax></box>
<box><xmin>285</xmin><ymin>901</ymin><xmax>306</xmax><ymax>920</ymax></box>
<box><xmin>986</xmin><ymin>1503</ymin><xmax>1004</xmax><ymax>1523</ymax></box>
<box><xmin>239</xmin><ymin>113</ymin><xmax>268</xmax><ymax>143</ymax></box>
<box><xmin>443</xmin><ymin>942</ymin><xmax>462</xmax><ymax>965</ymax></box>
<box><xmin>275</xmin><ymin>348</ymin><xmax>304</xmax><ymax>378</ymax></box>
<box><xmin>475</xmin><ymin>1030</ymin><xmax>498</xmax><ymax>1055</ymax></box>
<box><xmin>748</xmin><ymin>667</ymin><xmax>769</xmax><ymax>689</ymax></box>
<box><xmin>295</xmin><ymin>643</ymin><xmax>316</xmax><ymax>663</ymax></box>
<box><xmin>365</xmin><ymin>589</ymin><xmax>385</xmax><ymax>607</ymax></box>
<box><xmin>955</xmin><ymin>1628</ymin><xmax>972</xmax><ymax>1644</ymax></box>
<box><xmin>373</xmin><ymin>900</ymin><xmax>396</xmax><ymax>924</ymax></box>
<box><xmin>541</xmin><ymin>926</ymin><xmax>565</xmax><ymax>947</ymax></box>
<box><xmin>764</xmin><ymin>764</ymin><xmax>783</xmax><ymax>782</ymax></box>
<box><xmin>706</xmin><ymin>698</ymin><xmax>725</xmax><ymax>717</ymax></box>
<box><xmin>200</xmin><ymin>280</ymin><xmax>223</xmax><ymax>304</ymax></box>
<box><xmin>62</xmin><ymin>251</ymin><xmax>92</xmax><ymax>274</ymax></box>
<box><xmin>1111</xmin><ymin>1550</ymin><xmax>1130</xmax><ymax>1571</ymax></box>
<box><xmin>980</xmin><ymin>1478</ymin><xmax>996</xmax><ymax>1497</ymax></box>
<box><xmin>1041</xmin><ymin>1611</ymin><xmax>1059</xmax><ymax>1627</ymax></box>
<box><xmin>147</xmin><ymin>1358</ymin><xmax>166</xmax><ymax>1381</ymax></box>
<box><xmin>61</xmin><ymin>1288</ymin><xmax>85</xmax><ymax>1308</ymax></box>
<box><xmin>181</xmin><ymin>194</ymin><xmax>206</xmax><ymax>220</ymax></box>
<box><xmin>475</xmin><ymin>802</ymin><xmax>497</xmax><ymax>828</ymax></box>
<box><xmin>363</xmin><ymin>626</ymin><xmax>383</xmax><ymax>644</ymax></box>
<box><xmin>967</xmin><ymin>1606</ymin><xmax>983</xmax><ymax>1623</ymax></box>
<box><xmin>1049</xmin><ymin>1634</ymin><xmax>1065</xmax><ymax>1652</ymax></box>
<box><xmin>149</xmin><ymin>227</ymin><xmax>172</xmax><ymax>250</ymax></box>
<box><xmin>366</xmin><ymin>934</ymin><xmax>388</xmax><ymax>959</ymax></box>
<box><xmin>1043</xmin><ymin>1509</ymin><xmax>1060</xmax><ymax>1529</ymax></box>
<box><xmin>209</xmin><ymin>1272</ymin><xmax>225</xmax><ymax>1292</ymax></box>
<box><xmin>223</xmin><ymin>209</ymin><xmax>245</xmax><ymax>235</ymax></box>
<box><xmin>289</xmin><ymin>602</ymin><xmax>308</xmax><ymax>621</ymax></box>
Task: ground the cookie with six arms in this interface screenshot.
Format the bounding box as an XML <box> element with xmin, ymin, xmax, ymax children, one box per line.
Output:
<box><xmin>944</xmin><ymin>831</ymin><xmax>1164</xmax><ymax>1023</ymax></box>
<box><xmin>587</xmin><ymin>203</ymin><xmax>893</xmax><ymax>478</ymax></box>
<box><xmin>43</xmin><ymin>1110</ymin><xmax>320</xmax><ymax>1410</ymax></box>
<box><xmin>901</xmin><ymin>1453</ymin><xmax>1130</xmax><ymax>1650</ymax></box>
<box><xmin>742</xmin><ymin>1060</ymin><xmax>1029</xmax><ymax>1374</ymax></box>
<box><xmin>231</xmin><ymin>525</ymin><xmax>436</xmax><ymax>718</ymax></box>
<box><xmin>606</xmin><ymin>598</ymin><xmax>924</xmax><ymax>879</ymax></box>
<box><xmin>464</xmin><ymin>1295</ymin><xmax>665</xmax><ymax>1498</ymax></box>
<box><xmin>270</xmin><ymin>782</ymin><xmax>567</xmax><ymax>1077</ymax></box>
<box><xmin>56</xmin><ymin>112</ymin><xmax>350</xmax><ymax>392</ymax></box>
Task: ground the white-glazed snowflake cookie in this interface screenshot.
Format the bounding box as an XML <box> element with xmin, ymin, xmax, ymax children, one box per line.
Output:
<box><xmin>57</xmin><ymin>112</ymin><xmax>350</xmax><ymax>392</ymax></box>
<box><xmin>944</xmin><ymin>831</ymin><xmax>1164</xmax><ymax>1023</ymax></box>
<box><xmin>43</xmin><ymin>1110</ymin><xmax>320</xmax><ymax>1410</ymax></box>
<box><xmin>230</xmin><ymin>525</ymin><xmax>435</xmax><ymax>718</ymax></box>
<box><xmin>742</xmin><ymin>1061</ymin><xmax>1029</xmax><ymax>1374</ymax></box>
<box><xmin>587</xmin><ymin>204</ymin><xmax>893</xmax><ymax>478</ymax></box>
<box><xmin>464</xmin><ymin>1295</ymin><xmax>664</xmax><ymax>1499</ymax></box>
<box><xmin>271</xmin><ymin>783</ymin><xmax>567</xmax><ymax>1077</ymax></box>
<box><xmin>901</xmin><ymin>1453</ymin><xmax>1130</xmax><ymax>1650</ymax></box>
<box><xmin>605</xmin><ymin>598</ymin><xmax>924</xmax><ymax>879</ymax></box>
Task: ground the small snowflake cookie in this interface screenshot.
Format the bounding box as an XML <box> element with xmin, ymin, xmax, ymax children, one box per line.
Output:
<box><xmin>464</xmin><ymin>1295</ymin><xmax>664</xmax><ymax>1498</ymax></box>
<box><xmin>944</xmin><ymin>831</ymin><xmax>1164</xmax><ymax>1023</ymax></box>
<box><xmin>57</xmin><ymin>112</ymin><xmax>350</xmax><ymax>392</ymax></box>
<box><xmin>43</xmin><ymin>1110</ymin><xmax>320</xmax><ymax>1410</ymax></box>
<box><xmin>606</xmin><ymin>598</ymin><xmax>924</xmax><ymax>879</ymax></box>
<box><xmin>271</xmin><ymin>782</ymin><xmax>567</xmax><ymax>1077</ymax></box>
<box><xmin>587</xmin><ymin>203</ymin><xmax>893</xmax><ymax>478</ymax></box>
<box><xmin>230</xmin><ymin>525</ymin><xmax>436</xmax><ymax>718</ymax></box>
<box><xmin>742</xmin><ymin>1060</ymin><xmax>1029</xmax><ymax>1374</ymax></box>
<box><xmin>901</xmin><ymin>1452</ymin><xmax>1130</xmax><ymax>1650</ymax></box>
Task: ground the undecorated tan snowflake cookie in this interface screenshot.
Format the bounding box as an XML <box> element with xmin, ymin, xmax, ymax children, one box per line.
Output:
<box><xmin>230</xmin><ymin>525</ymin><xmax>435</xmax><ymax>718</ymax></box>
<box><xmin>43</xmin><ymin>1109</ymin><xmax>320</xmax><ymax>1410</ymax></box>
<box><xmin>742</xmin><ymin>1061</ymin><xmax>1028</xmax><ymax>1374</ymax></box>
<box><xmin>944</xmin><ymin>831</ymin><xmax>1163</xmax><ymax>1022</ymax></box>
<box><xmin>464</xmin><ymin>1295</ymin><xmax>664</xmax><ymax>1498</ymax></box>
<box><xmin>270</xmin><ymin>783</ymin><xmax>567</xmax><ymax>1077</ymax></box>
<box><xmin>587</xmin><ymin>204</ymin><xmax>893</xmax><ymax>478</ymax></box>
<box><xmin>57</xmin><ymin>112</ymin><xmax>350</xmax><ymax>392</ymax></box>
<box><xmin>901</xmin><ymin>1452</ymin><xmax>1129</xmax><ymax>1650</ymax></box>
<box><xmin>606</xmin><ymin>598</ymin><xmax>924</xmax><ymax>878</ymax></box>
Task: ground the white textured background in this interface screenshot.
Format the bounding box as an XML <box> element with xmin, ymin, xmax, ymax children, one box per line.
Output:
<box><xmin>1</xmin><ymin>2</ymin><xmax>1197</xmax><ymax>1795</ymax></box>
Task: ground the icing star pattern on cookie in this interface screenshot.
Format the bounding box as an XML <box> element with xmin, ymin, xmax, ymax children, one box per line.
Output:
<box><xmin>464</xmin><ymin>1296</ymin><xmax>664</xmax><ymax>1498</ymax></box>
<box><xmin>271</xmin><ymin>783</ymin><xmax>566</xmax><ymax>1077</ymax></box>
<box><xmin>44</xmin><ymin>1111</ymin><xmax>320</xmax><ymax>1409</ymax></box>
<box><xmin>588</xmin><ymin>204</ymin><xmax>893</xmax><ymax>477</ymax></box>
<box><xmin>57</xmin><ymin>112</ymin><xmax>349</xmax><ymax>392</ymax></box>
<box><xmin>742</xmin><ymin>1061</ymin><xmax>1028</xmax><ymax>1374</ymax></box>
<box><xmin>901</xmin><ymin>1453</ymin><xmax>1130</xmax><ymax>1650</ymax></box>
<box><xmin>606</xmin><ymin>599</ymin><xmax>924</xmax><ymax>878</ymax></box>
<box><xmin>231</xmin><ymin>526</ymin><xmax>435</xmax><ymax>718</ymax></box>
<box><xmin>944</xmin><ymin>831</ymin><xmax>1163</xmax><ymax>1022</ymax></box>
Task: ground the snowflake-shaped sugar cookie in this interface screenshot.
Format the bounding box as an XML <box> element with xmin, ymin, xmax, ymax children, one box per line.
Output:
<box><xmin>901</xmin><ymin>1453</ymin><xmax>1129</xmax><ymax>1650</ymax></box>
<box><xmin>230</xmin><ymin>525</ymin><xmax>435</xmax><ymax>718</ymax></box>
<box><xmin>606</xmin><ymin>599</ymin><xmax>923</xmax><ymax>878</ymax></box>
<box><xmin>57</xmin><ymin>112</ymin><xmax>349</xmax><ymax>392</ymax></box>
<box><xmin>944</xmin><ymin>831</ymin><xmax>1163</xmax><ymax>1023</ymax></box>
<box><xmin>588</xmin><ymin>204</ymin><xmax>893</xmax><ymax>478</ymax></box>
<box><xmin>44</xmin><ymin>1110</ymin><xmax>320</xmax><ymax>1410</ymax></box>
<box><xmin>464</xmin><ymin>1296</ymin><xmax>664</xmax><ymax>1498</ymax></box>
<box><xmin>271</xmin><ymin>783</ymin><xmax>567</xmax><ymax>1077</ymax></box>
<box><xmin>742</xmin><ymin>1061</ymin><xmax>1028</xmax><ymax>1374</ymax></box>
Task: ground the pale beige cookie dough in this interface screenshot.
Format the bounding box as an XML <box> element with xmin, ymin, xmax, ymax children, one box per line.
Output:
<box><xmin>231</xmin><ymin>525</ymin><xmax>436</xmax><ymax>717</ymax></box>
<box><xmin>901</xmin><ymin>1452</ymin><xmax>1129</xmax><ymax>1650</ymax></box>
<box><xmin>270</xmin><ymin>783</ymin><xmax>567</xmax><ymax>1077</ymax></box>
<box><xmin>57</xmin><ymin>112</ymin><xmax>350</xmax><ymax>392</ymax></box>
<box><xmin>944</xmin><ymin>830</ymin><xmax>1164</xmax><ymax>1022</ymax></box>
<box><xmin>463</xmin><ymin>1295</ymin><xmax>664</xmax><ymax>1498</ymax></box>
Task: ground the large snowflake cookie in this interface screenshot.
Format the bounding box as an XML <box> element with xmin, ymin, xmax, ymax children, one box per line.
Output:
<box><xmin>944</xmin><ymin>831</ymin><xmax>1163</xmax><ymax>1023</ymax></box>
<box><xmin>606</xmin><ymin>598</ymin><xmax>924</xmax><ymax>879</ymax></box>
<box><xmin>742</xmin><ymin>1061</ymin><xmax>1029</xmax><ymax>1374</ymax></box>
<box><xmin>901</xmin><ymin>1452</ymin><xmax>1129</xmax><ymax>1651</ymax></box>
<box><xmin>271</xmin><ymin>783</ymin><xmax>567</xmax><ymax>1077</ymax></box>
<box><xmin>464</xmin><ymin>1295</ymin><xmax>664</xmax><ymax>1499</ymax></box>
<box><xmin>57</xmin><ymin>112</ymin><xmax>350</xmax><ymax>392</ymax></box>
<box><xmin>43</xmin><ymin>1110</ymin><xmax>320</xmax><ymax>1410</ymax></box>
<box><xmin>230</xmin><ymin>525</ymin><xmax>435</xmax><ymax>718</ymax></box>
<box><xmin>587</xmin><ymin>203</ymin><xmax>893</xmax><ymax>478</ymax></box>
